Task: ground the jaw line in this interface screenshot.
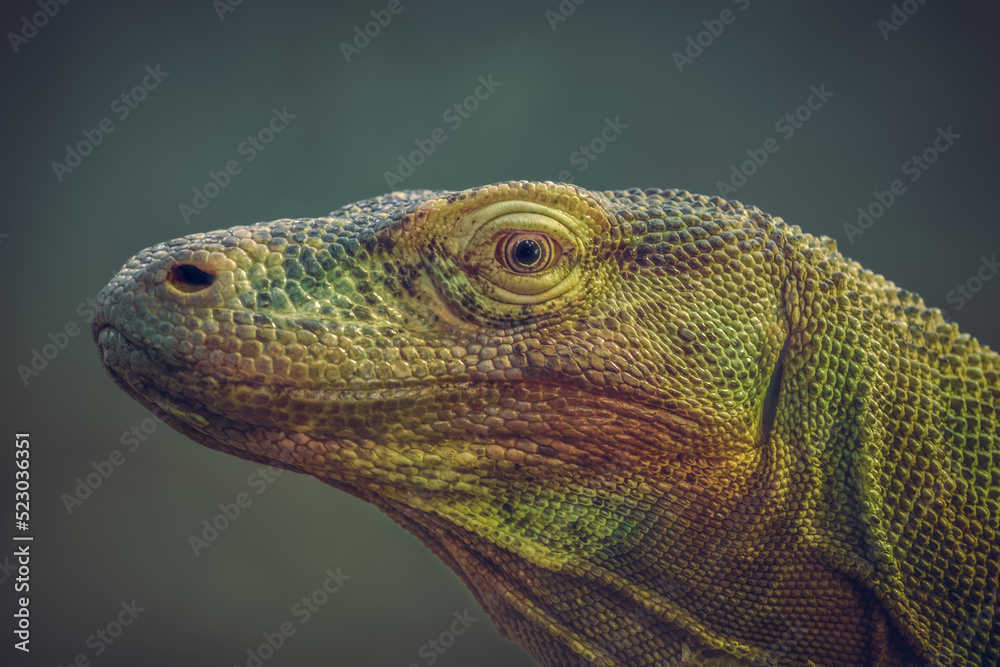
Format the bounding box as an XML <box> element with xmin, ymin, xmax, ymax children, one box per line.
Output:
<box><xmin>98</xmin><ymin>323</ymin><xmax>705</xmax><ymax>464</ymax></box>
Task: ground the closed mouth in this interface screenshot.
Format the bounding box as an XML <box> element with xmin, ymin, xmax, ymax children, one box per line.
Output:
<box><xmin>95</xmin><ymin>319</ymin><xmax>702</xmax><ymax>444</ymax></box>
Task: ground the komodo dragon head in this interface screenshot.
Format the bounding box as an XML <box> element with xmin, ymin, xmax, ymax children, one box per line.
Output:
<box><xmin>94</xmin><ymin>181</ymin><xmax>946</xmax><ymax>666</ymax></box>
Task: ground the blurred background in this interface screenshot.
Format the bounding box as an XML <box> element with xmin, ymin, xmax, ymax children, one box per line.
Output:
<box><xmin>1</xmin><ymin>0</ymin><xmax>998</xmax><ymax>665</ymax></box>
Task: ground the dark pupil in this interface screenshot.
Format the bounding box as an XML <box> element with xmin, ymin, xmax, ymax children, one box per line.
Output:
<box><xmin>513</xmin><ymin>238</ymin><xmax>541</xmax><ymax>266</ymax></box>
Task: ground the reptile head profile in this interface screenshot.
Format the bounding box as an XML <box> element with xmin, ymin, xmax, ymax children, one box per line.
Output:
<box><xmin>97</xmin><ymin>181</ymin><xmax>975</xmax><ymax>665</ymax></box>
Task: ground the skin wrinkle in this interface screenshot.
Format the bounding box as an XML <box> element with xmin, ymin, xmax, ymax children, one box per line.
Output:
<box><xmin>95</xmin><ymin>181</ymin><xmax>999</xmax><ymax>666</ymax></box>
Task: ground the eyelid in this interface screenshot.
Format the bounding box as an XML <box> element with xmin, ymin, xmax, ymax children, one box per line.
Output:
<box><xmin>453</xmin><ymin>200</ymin><xmax>595</xmax><ymax>244</ymax></box>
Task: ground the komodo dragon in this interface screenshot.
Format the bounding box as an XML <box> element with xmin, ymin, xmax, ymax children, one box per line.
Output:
<box><xmin>94</xmin><ymin>181</ymin><xmax>1000</xmax><ymax>665</ymax></box>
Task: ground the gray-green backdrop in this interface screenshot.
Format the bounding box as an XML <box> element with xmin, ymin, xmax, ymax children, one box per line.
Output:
<box><xmin>2</xmin><ymin>0</ymin><xmax>998</xmax><ymax>665</ymax></box>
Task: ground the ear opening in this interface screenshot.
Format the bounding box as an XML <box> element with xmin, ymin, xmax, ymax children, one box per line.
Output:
<box><xmin>757</xmin><ymin>336</ymin><xmax>789</xmax><ymax>446</ymax></box>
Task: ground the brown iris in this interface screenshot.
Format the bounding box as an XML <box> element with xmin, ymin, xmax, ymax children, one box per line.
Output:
<box><xmin>496</xmin><ymin>233</ymin><xmax>559</xmax><ymax>274</ymax></box>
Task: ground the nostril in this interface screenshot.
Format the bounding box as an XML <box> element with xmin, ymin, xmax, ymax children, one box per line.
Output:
<box><xmin>168</xmin><ymin>264</ymin><xmax>217</xmax><ymax>293</ymax></box>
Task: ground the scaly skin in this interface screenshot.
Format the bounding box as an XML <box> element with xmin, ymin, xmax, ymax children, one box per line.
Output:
<box><xmin>93</xmin><ymin>181</ymin><xmax>999</xmax><ymax>666</ymax></box>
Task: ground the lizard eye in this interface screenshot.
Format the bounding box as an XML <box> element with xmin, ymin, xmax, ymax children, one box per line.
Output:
<box><xmin>497</xmin><ymin>233</ymin><xmax>561</xmax><ymax>274</ymax></box>
<box><xmin>448</xmin><ymin>199</ymin><xmax>589</xmax><ymax>305</ymax></box>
